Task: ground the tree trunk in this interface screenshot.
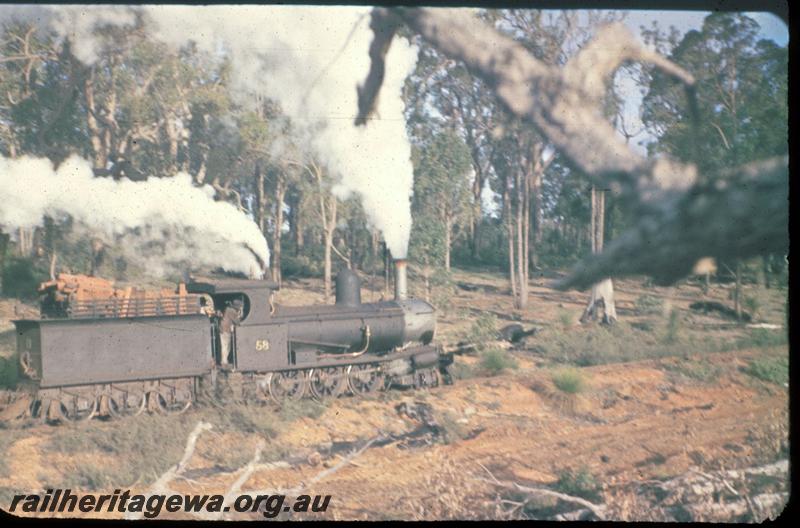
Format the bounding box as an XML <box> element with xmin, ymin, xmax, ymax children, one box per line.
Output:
<box><xmin>734</xmin><ymin>260</ymin><xmax>742</xmax><ymax>320</ymax></box>
<box><xmin>470</xmin><ymin>184</ymin><xmax>482</xmax><ymax>260</ymax></box>
<box><xmin>515</xmin><ymin>177</ymin><xmax>528</xmax><ymax>309</ymax></box>
<box><xmin>383</xmin><ymin>243</ymin><xmax>391</xmax><ymax>297</ymax></box>
<box><xmin>271</xmin><ymin>175</ymin><xmax>286</xmax><ymax>285</ymax></box>
<box><xmin>444</xmin><ymin>216</ymin><xmax>452</xmax><ymax>271</ymax></box>
<box><xmin>583</xmin><ymin>185</ymin><xmax>616</xmax><ymax>324</ymax></box>
<box><xmin>17</xmin><ymin>227</ymin><xmax>25</xmax><ymax>257</ymax></box>
<box><xmin>89</xmin><ymin>239</ymin><xmax>105</xmax><ymax>276</ymax></box>
<box><xmin>504</xmin><ymin>184</ymin><xmax>517</xmax><ymax>300</ymax></box>
<box><xmin>83</xmin><ymin>70</ymin><xmax>108</xmax><ymax>170</ymax></box>
<box><xmin>0</xmin><ymin>231</ymin><xmax>9</xmax><ymax>290</ymax></box>
<box><xmin>371</xmin><ymin>230</ymin><xmax>380</xmax><ymax>271</ymax></box>
<box><xmin>530</xmin><ymin>176</ymin><xmax>542</xmax><ymax>269</ymax></box>
<box><xmin>49</xmin><ymin>252</ymin><xmax>57</xmax><ymax>281</ymax></box>
<box><xmin>295</xmin><ymin>205</ymin><xmax>305</xmax><ymax>255</ymax></box>
<box><xmin>254</xmin><ymin>163</ymin><xmax>266</xmax><ymax>234</ymax></box>
<box><xmin>324</xmin><ymin>234</ymin><xmax>332</xmax><ymax>301</ymax></box>
<box><xmin>164</xmin><ymin>113</ymin><xmax>179</xmax><ymax>173</ymax></box>
<box><xmin>322</xmin><ymin>198</ymin><xmax>337</xmax><ymax>303</ymax></box>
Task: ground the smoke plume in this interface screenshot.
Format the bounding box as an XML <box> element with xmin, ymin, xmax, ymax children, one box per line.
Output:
<box><xmin>46</xmin><ymin>5</ymin><xmax>419</xmax><ymax>258</ymax></box>
<box><xmin>0</xmin><ymin>155</ymin><xmax>269</xmax><ymax>278</ymax></box>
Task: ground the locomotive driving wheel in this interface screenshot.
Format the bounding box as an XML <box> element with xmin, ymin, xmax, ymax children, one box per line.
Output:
<box><xmin>347</xmin><ymin>364</ymin><xmax>386</xmax><ymax>395</ymax></box>
<box><xmin>309</xmin><ymin>367</ymin><xmax>347</xmax><ymax>400</ymax></box>
<box><xmin>268</xmin><ymin>370</ymin><xmax>307</xmax><ymax>402</ymax></box>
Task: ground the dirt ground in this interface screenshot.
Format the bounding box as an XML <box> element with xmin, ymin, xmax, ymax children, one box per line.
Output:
<box><xmin>0</xmin><ymin>269</ymin><xmax>789</xmax><ymax>521</ymax></box>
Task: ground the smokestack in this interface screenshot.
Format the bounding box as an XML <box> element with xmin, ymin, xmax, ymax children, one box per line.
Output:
<box><xmin>394</xmin><ymin>259</ymin><xmax>408</xmax><ymax>301</ymax></box>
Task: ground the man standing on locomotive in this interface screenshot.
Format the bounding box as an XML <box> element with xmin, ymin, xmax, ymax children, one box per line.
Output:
<box><xmin>219</xmin><ymin>299</ymin><xmax>243</xmax><ymax>369</ymax></box>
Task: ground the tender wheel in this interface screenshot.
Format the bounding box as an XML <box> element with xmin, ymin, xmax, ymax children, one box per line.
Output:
<box><xmin>60</xmin><ymin>393</ymin><xmax>97</xmax><ymax>423</ymax></box>
<box><xmin>151</xmin><ymin>388</ymin><xmax>192</xmax><ymax>415</ymax></box>
<box><xmin>107</xmin><ymin>391</ymin><xmax>146</xmax><ymax>418</ymax></box>
<box><xmin>29</xmin><ymin>398</ymin><xmax>46</xmax><ymax>421</ymax></box>
<box><xmin>347</xmin><ymin>364</ymin><xmax>386</xmax><ymax>395</ymax></box>
<box><xmin>268</xmin><ymin>370</ymin><xmax>307</xmax><ymax>402</ymax></box>
<box><xmin>309</xmin><ymin>367</ymin><xmax>347</xmax><ymax>400</ymax></box>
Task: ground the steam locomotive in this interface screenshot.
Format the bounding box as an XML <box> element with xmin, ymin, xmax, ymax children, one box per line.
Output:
<box><xmin>10</xmin><ymin>261</ymin><xmax>452</xmax><ymax>422</ymax></box>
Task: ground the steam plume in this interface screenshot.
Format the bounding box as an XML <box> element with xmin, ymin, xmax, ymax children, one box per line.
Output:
<box><xmin>46</xmin><ymin>5</ymin><xmax>419</xmax><ymax>258</ymax></box>
<box><xmin>0</xmin><ymin>155</ymin><xmax>269</xmax><ymax>278</ymax></box>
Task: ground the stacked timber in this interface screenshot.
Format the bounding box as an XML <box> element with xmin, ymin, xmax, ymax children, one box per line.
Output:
<box><xmin>37</xmin><ymin>273</ymin><xmax>202</xmax><ymax>319</ymax></box>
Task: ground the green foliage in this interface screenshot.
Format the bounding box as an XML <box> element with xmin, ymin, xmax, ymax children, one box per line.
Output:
<box><xmin>642</xmin><ymin>13</ymin><xmax>787</xmax><ymax>173</ymax></box>
<box><xmin>479</xmin><ymin>349</ymin><xmax>518</xmax><ymax>376</ymax></box>
<box><xmin>277</xmin><ymin>398</ymin><xmax>327</xmax><ymax>422</ymax></box>
<box><xmin>554</xmin><ymin>467</ymin><xmax>602</xmax><ymax>502</ymax></box>
<box><xmin>557</xmin><ymin>309</ymin><xmax>575</xmax><ymax>328</ymax></box>
<box><xmin>735</xmin><ymin>328</ymin><xmax>787</xmax><ymax>349</ymax></box>
<box><xmin>46</xmin><ymin>413</ymin><xmax>199</xmax><ymax>489</ymax></box>
<box><xmin>661</xmin><ymin>309</ymin><xmax>682</xmax><ymax>344</ymax></box>
<box><xmin>635</xmin><ymin>294</ymin><xmax>664</xmax><ymax>316</ymax></box>
<box><xmin>281</xmin><ymin>254</ymin><xmax>323</xmax><ymax>278</ymax></box>
<box><xmin>664</xmin><ymin>358</ymin><xmax>722</xmax><ymax>384</ymax></box>
<box><xmin>214</xmin><ymin>404</ymin><xmax>278</xmax><ymax>438</ymax></box>
<box><xmin>1</xmin><ymin>257</ymin><xmax>47</xmax><ymax>298</ymax></box>
<box><xmin>466</xmin><ymin>312</ymin><xmax>498</xmax><ymax>348</ymax></box>
<box><xmin>743</xmin><ymin>355</ymin><xmax>788</xmax><ymax>385</ymax></box>
<box><xmin>0</xmin><ymin>355</ymin><xmax>19</xmax><ymax>389</ymax></box>
<box><xmin>466</xmin><ymin>312</ymin><xmax>519</xmax><ymax>376</ymax></box>
<box><xmin>551</xmin><ymin>367</ymin><xmax>586</xmax><ymax>394</ymax></box>
<box><xmin>410</xmin><ymin>130</ymin><xmax>473</xmax><ymax>269</ymax></box>
<box><xmin>446</xmin><ymin>360</ymin><xmax>476</xmax><ymax>381</ymax></box>
<box><xmin>535</xmin><ymin>324</ymin><xmax>687</xmax><ymax>366</ymax></box>
<box><xmin>742</xmin><ymin>287</ymin><xmax>768</xmax><ymax>322</ymax></box>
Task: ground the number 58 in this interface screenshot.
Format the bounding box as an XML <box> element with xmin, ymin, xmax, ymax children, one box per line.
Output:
<box><xmin>255</xmin><ymin>339</ymin><xmax>270</xmax><ymax>351</ymax></box>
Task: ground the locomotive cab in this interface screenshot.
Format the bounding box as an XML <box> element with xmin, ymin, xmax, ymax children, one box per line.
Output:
<box><xmin>186</xmin><ymin>279</ymin><xmax>280</xmax><ymax>369</ymax></box>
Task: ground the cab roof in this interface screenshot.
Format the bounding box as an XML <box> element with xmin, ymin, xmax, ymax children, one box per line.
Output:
<box><xmin>186</xmin><ymin>278</ymin><xmax>279</xmax><ymax>295</ymax></box>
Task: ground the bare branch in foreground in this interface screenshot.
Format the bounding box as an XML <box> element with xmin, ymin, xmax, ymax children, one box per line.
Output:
<box><xmin>244</xmin><ymin>434</ymin><xmax>381</xmax><ymax>499</ymax></box>
<box><xmin>207</xmin><ymin>440</ymin><xmax>266</xmax><ymax>520</ymax></box>
<box><xmin>557</xmin><ymin>156</ymin><xmax>788</xmax><ymax>290</ymax></box>
<box><xmin>357</xmin><ymin>8</ymin><xmax>787</xmax><ymax>289</ymax></box>
<box><xmin>125</xmin><ymin>421</ymin><xmax>213</xmax><ymax>520</ymax></box>
<box><xmin>476</xmin><ymin>463</ymin><xmax>607</xmax><ymax>520</ymax></box>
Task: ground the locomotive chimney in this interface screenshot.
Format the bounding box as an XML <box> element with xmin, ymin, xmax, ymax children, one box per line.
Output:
<box><xmin>394</xmin><ymin>259</ymin><xmax>408</xmax><ymax>301</ymax></box>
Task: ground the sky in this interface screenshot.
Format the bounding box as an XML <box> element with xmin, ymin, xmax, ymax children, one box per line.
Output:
<box><xmin>624</xmin><ymin>10</ymin><xmax>788</xmax><ymax>46</ymax></box>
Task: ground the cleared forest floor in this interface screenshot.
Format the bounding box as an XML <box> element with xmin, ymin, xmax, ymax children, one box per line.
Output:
<box><xmin>0</xmin><ymin>268</ymin><xmax>789</xmax><ymax>521</ymax></box>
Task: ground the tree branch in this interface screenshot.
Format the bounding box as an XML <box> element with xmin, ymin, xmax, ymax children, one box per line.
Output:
<box><xmin>358</xmin><ymin>8</ymin><xmax>786</xmax><ymax>290</ymax></box>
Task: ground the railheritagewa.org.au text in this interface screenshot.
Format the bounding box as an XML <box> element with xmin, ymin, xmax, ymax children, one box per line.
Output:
<box><xmin>8</xmin><ymin>489</ymin><xmax>331</xmax><ymax>518</ymax></box>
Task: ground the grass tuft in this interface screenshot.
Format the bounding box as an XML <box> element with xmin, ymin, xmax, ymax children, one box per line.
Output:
<box><xmin>743</xmin><ymin>356</ymin><xmax>788</xmax><ymax>385</ymax></box>
<box><xmin>553</xmin><ymin>467</ymin><xmax>602</xmax><ymax>502</ymax></box>
<box><xmin>479</xmin><ymin>349</ymin><xmax>518</xmax><ymax>376</ymax></box>
<box><xmin>551</xmin><ymin>368</ymin><xmax>586</xmax><ymax>394</ymax></box>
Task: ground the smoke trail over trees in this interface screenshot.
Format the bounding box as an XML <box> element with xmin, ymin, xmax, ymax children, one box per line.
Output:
<box><xmin>0</xmin><ymin>155</ymin><xmax>269</xmax><ymax>278</ymax></box>
<box><xmin>38</xmin><ymin>5</ymin><xmax>419</xmax><ymax>258</ymax></box>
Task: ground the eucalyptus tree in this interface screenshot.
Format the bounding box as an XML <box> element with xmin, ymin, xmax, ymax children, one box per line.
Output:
<box><xmin>640</xmin><ymin>12</ymin><xmax>788</xmax><ymax>311</ymax></box>
<box><xmin>412</xmin><ymin>129</ymin><xmax>473</xmax><ymax>272</ymax></box>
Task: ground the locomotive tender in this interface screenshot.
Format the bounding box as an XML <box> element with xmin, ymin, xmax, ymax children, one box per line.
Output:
<box><xmin>12</xmin><ymin>261</ymin><xmax>452</xmax><ymax>422</ymax></box>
